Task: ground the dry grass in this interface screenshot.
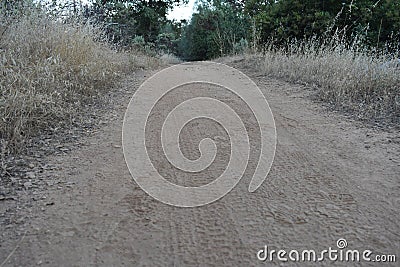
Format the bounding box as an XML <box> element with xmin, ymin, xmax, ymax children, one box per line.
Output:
<box><xmin>0</xmin><ymin>9</ymin><xmax>158</xmax><ymax>154</ymax></box>
<box><xmin>159</xmin><ymin>53</ymin><xmax>183</xmax><ymax>65</ymax></box>
<box><xmin>244</xmin><ymin>38</ymin><xmax>400</xmax><ymax>124</ymax></box>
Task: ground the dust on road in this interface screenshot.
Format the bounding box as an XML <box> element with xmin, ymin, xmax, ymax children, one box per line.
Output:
<box><xmin>1</xmin><ymin>61</ymin><xmax>399</xmax><ymax>266</ymax></box>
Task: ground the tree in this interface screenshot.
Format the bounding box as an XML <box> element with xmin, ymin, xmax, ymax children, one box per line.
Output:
<box><xmin>247</xmin><ymin>0</ymin><xmax>400</xmax><ymax>48</ymax></box>
<box><xmin>179</xmin><ymin>0</ymin><xmax>251</xmax><ymax>60</ymax></box>
<box><xmin>85</xmin><ymin>0</ymin><xmax>187</xmax><ymax>44</ymax></box>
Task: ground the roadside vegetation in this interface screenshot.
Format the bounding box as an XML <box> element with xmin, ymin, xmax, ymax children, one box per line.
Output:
<box><xmin>258</xmin><ymin>38</ymin><xmax>399</xmax><ymax>124</ymax></box>
<box><xmin>85</xmin><ymin>0</ymin><xmax>399</xmax><ymax>124</ymax></box>
<box><xmin>0</xmin><ymin>0</ymin><xmax>399</xmax><ymax>159</ymax></box>
<box><xmin>179</xmin><ymin>0</ymin><xmax>399</xmax><ymax>124</ymax></box>
<box><xmin>0</xmin><ymin>1</ymin><xmax>162</xmax><ymax>159</ymax></box>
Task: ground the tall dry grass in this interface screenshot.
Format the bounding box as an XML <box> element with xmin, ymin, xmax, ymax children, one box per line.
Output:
<box><xmin>0</xmin><ymin>8</ymin><xmax>157</xmax><ymax>154</ymax></box>
<box><xmin>247</xmin><ymin>37</ymin><xmax>400</xmax><ymax>124</ymax></box>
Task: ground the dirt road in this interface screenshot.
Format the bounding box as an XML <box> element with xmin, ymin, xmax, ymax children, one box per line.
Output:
<box><xmin>1</xmin><ymin>61</ymin><xmax>399</xmax><ymax>266</ymax></box>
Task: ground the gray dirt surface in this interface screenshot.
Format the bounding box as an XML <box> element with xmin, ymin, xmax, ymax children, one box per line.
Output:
<box><xmin>1</xmin><ymin>61</ymin><xmax>399</xmax><ymax>266</ymax></box>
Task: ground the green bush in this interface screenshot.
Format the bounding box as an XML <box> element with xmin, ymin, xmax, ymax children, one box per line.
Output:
<box><xmin>179</xmin><ymin>0</ymin><xmax>252</xmax><ymax>60</ymax></box>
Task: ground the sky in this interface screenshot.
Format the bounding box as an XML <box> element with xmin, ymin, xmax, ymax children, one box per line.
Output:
<box><xmin>167</xmin><ymin>0</ymin><xmax>196</xmax><ymax>21</ymax></box>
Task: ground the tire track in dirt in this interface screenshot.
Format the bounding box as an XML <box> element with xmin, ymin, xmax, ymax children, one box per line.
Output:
<box><xmin>1</xmin><ymin>63</ymin><xmax>399</xmax><ymax>266</ymax></box>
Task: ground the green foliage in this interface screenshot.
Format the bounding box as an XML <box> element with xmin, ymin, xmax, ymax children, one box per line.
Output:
<box><xmin>247</xmin><ymin>0</ymin><xmax>400</xmax><ymax>49</ymax></box>
<box><xmin>156</xmin><ymin>32</ymin><xmax>175</xmax><ymax>53</ymax></box>
<box><xmin>233</xmin><ymin>38</ymin><xmax>249</xmax><ymax>54</ymax></box>
<box><xmin>132</xmin><ymin>35</ymin><xmax>146</xmax><ymax>49</ymax></box>
<box><xmin>179</xmin><ymin>0</ymin><xmax>252</xmax><ymax>60</ymax></box>
<box><xmin>85</xmin><ymin>0</ymin><xmax>187</xmax><ymax>46</ymax></box>
<box><xmin>0</xmin><ymin>0</ymin><xmax>35</xmax><ymax>16</ymax></box>
<box><xmin>178</xmin><ymin>0</ymin><xmax>400</xmax><ymax>60</ymax></box>
<box><xmin>23</xmin><ymin>0</ymin><xmax>398</xmax><ymax>60</ymax></box>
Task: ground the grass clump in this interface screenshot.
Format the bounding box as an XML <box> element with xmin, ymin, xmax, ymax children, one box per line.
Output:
<box><xmin>0</xmin><ymin>8</ymin><xmax>153</xmax><ymax>153</ymax></box>
<box><xmin>248</xmin><ymin>36</ymin><xmax>400</xmax><ymax>124</ymax></box>
<box><xmin>159</xmin><ymin>53</ymin><xmax>183</xmax><ymax>65</ymax></box>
